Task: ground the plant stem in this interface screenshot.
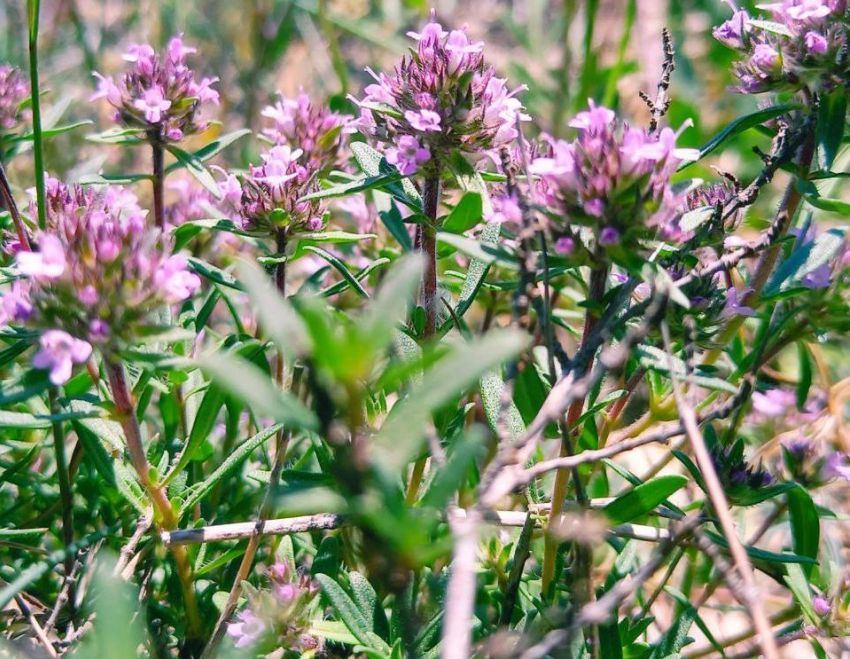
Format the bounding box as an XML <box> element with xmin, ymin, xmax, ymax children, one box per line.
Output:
<box><xmin>406</xmin><ymin>175</ymin><xmax>441</xmax><ymax>503</ymax></box>
<box><xmin>542</xmin><ymin>264</ymin><xmax>607</xmax><ymax>594</ymax></box>
<box><xmin>0</xmin><ymin>159</ymin><xmax>31</xmax><ymax>250</ymax></box>
<box><xmin>421</xmin><ymin>175</ymin><xmax>441</xmax><ymax>338</ymax></box>
<box><xmin>151</xmin><ymin>139</ymin><xmax>165</xmax><ymax>230</ymax></box>
<box><xmin>104</xmin><ymin>361</ymin><xmax>202</xmax><ymax>639</ymax></box>
<box><xmin>26</xmin><ymin>0</ymin><xmax>46</xmax><ymax>230</ymax></box>
<box><xmin>48</xmin><ymin>388</ymin><xmax>75</xmax><ymax>616</ymax></box>
<box><xmin>662</xmin><ymin>323</ymin><xmax>781</xmax><ymax>659</ymax></box>
<box><xmin>703</xmin><ymin>131</ymin><xmax>815</xmax><ymax>366</ymax></box>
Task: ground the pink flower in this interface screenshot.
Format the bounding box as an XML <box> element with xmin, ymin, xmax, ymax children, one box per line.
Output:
<box><xmin>598</xmin><ymin>226</ymin><xmax>619</xmax><ymax>245</ymax></box>
<box><xmin>487</xmin><ymin>194</ymin><xmax>523</xmax><ymax>225</ymax></box>
<box><xmin>32</xmin><ymin>330</ymin><xmax>92</xmax><ymax>385</ymax></box>
<box><xmin>568</xmin><ymin>100</ymin><xmax>616</xmax><ymax>133</ymax></box>
<box><xmin>385</xmin><ymin>136</ymin><xmax>431</xmax><ymax>176</ymax></box>
<box><xmin>752</xmin><ymin>389</ymin><xmax>797</xmax><ymax>416</ymax></box>
<box><xmin>823</xmin><ymin>451</ymin><xmax>850</xmax><ymax>481</ymax></box>
<box><xmin>813</xmin><ymin>595</ymin><xmax>832</xmax><ymax>617</ymax></box>
<box><xmin>16</xmin><ymin>234</ymin><xmax>67</xmax><ymax>280</ymax></box>
<box><xmin>355</xmin><ymin>11</ymin><xmax>526</xmax><ymax>160</ymax></box>
<box><xmin>226</xmin><ymin>608</ymin><xmax>266</xmax><ymax>649</ymax></box>
<box><xmin>0</xmin><ymin>282</ymin><xmax>33</xmax><ymax>325</ymax></box>
<box><xmin>261</xmin><ymin>92</ymin><xmax>353</xmax><ymax>171</ymax></box>
<box><xmin>0</xmin><ymin>64</ymin><xmax>29</xmax><ymax>130</ymax></box>
<box><xmin>751</xmin><ymin>44</ymin><xmax>780</xmax><ymax>72</ymax></box>
<box><xmin>444</xmin><ymin>29</ymin><xmax>484</xmax><ymax>75</ymax></box>
<box><xmin>786</xmin><ymin>0</ymin><xmax>832</xmax><ymax>22</ymax></box>
<box><xmin>405</xmin><ymin>109</ymin><xmax>442</xmax><ymax>132</ymax></box>
<box><xmin>166</xmin><ymin>33</ymin><xmax>196</xmax><ymax>64</ymax></box>
<box><xmin>92</xmin><ymin>34</ymin><xmax>218</xmax><ymax>141</ymax></box>
<box><xmin>554</xmin><ymin>236</ymin><xmax>575</xmax><ymax>255</ymax></box>
<box><xmin>90</xmin><ymin>73</ymin><xmax>122</xmax><ymax>105</ymax></box>
<box><xmin>805</xmin><ymin>31</ymin><xmax>829</xmax><ymax>53</ymax></box>
<box><xmin>802</xmin><ymin>264</ymin><xmax>831</xmax><ymax>289</ymax></box>
<box><xmin>154</xmin><ymin>255</ymin><xmax>201</xmax><ymax>303</ymax></box>
<box><xmin>713</xmin><ymin>10</ymin><xmax>750</xmax><ymax>49</ymax></box>
<box><xmin>133</xmin><ymin>86</ymin><xmax>172</xmax><ymax>123</ymax></box>
<box><xmin>722</xmin><ymin>287</ymin><xmax>756</xmax><ymax>319</ymax></box>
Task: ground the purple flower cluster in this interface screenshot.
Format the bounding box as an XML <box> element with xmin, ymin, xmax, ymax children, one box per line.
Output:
<box><xmin>0</xmin><ymin>180</ymin><xmax>200</xmax><ymax>381</ymax></box>
<box><xmin>226</xmin><ymin>562</ymin><xmax>319</xmax><ymax>653</ymax></box>
<box><xmin>782</xmin><ymin>434</ymin><xmax>850</xmax><ymax>486</ymax></box>
<box><xmin>529</xmin><ymin>101</ymin><xmax>699</xmax><ymax>252</ymax></box>
<box><xmin>226</xmin><ymin>145</ymin><xmax>326</xmax><ymax>237</ymax></box>
<box><xmin>0</xmin><ymin>64</ymin><xmax>28</xmax><ymax>134</ymax></box>
<box><xmin>261</xmin><ymin>92</ymin><xmax>354</xmax><ymax>172</ymax></box>
<box><xmin>714</xmin><ymin>0</ymin><xmax>850</xmax><ymax>93</ymax></box>
<box><xmin>354</xmin><ymin>12</ymin><xmax>528</xmax><ymax>176</ymax></box>
<box><xmin>92</xmin><ymin>33</ymin><xmax>219</xmax><ymax>142</ymax></box>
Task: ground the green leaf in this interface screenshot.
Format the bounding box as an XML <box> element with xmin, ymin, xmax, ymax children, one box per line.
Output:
<box><xmin>300</xmin><ymin>245</ymin><xmax>371</xmax><ymax>298</ymax></box>
<box><xmin>817</xmin><ymin>90</ymin><xmax>847</xmax><ymax>171</ymax></box>
<box><xmin>378</xmin><ymin>198</ymin><xmax>413</xmax><ymax>251</ymax></box>
<box><xmin>374</xmin><ymin>329</ymin><xmax>527</xmax><ymax>474</ymax></box>
<box><xmin>164</xmin><ymin>384</ymin><xmax>225</xmax><ymax>483</ymax></box>
<box><xmin>200</xmin><ymin>353</ymin><xmax>317</xmax><ymax>430</ymax></box>
<box><xmin>166</xmin><ymin>145</ymin><xmax>221</xmax><ymax>197</ymax></box>
<box><xmin>298</xmin><ymin>172</ymin><xmax>403</xmax><ymax>203</ymax></box>
<box><xmin>6</xmin><ymin>120</ymin><xmax>93</xmax><ymax>144</ymax></box>
<box><xmin>442</xmin><ymin>192</ymin><xmax>483</xmax><ymax>234</ymax></box>
<box><xmin>785</xmin><ymin>563</ymin><xmax>817</xmax><ymax>624</ymax></box>
<box><xmin>188</xmin><ymin>256</ymin><xmax>243</xmax><ymax>290</ymax></box>
<box><xmin>315</xmin><ymin>574</ymin><xmax>391</xmax><ymax>653</ymax></box>
<box><xmin>420</xmin><ymin>427</ymin><xmax>485</xmax><ymax>509</ymax></box>
<box><xmin>351</xmin><ymin>142</ymin><xmax>422</xmax><ymax>210</ymax></box>
<box><xmin>764</xmin><ymin>226</ymin><xmax>846</xmax><ymax>299</ymax></box>
<box><xmin>68</xmin><ymin>556</ymin><xmax>146</xmax><ymax>659</ymax></box>
<box><xmin>703</xmin><ymin>530</ymin><xmax>817</xmax><ymax>564</ymax></box>
<box><xmin>237</xmin><ymin>259</ymin><xmax>311</xmax><ymax>360</ymax></box>
<box><xmin>803</xmin><ymin>195</ymin><xmax>850</xmax><ymax>215</ymax></box>
<box><xmin>295</xmin><ymin>231</ymin><xmax>377</xmax><ymax>246</ymax></box>
<box><xmin>787</xmin><ymin>485</ymin><xmax>819</xmax><ymax>577</ymax></box>
<box><xmin>172</xmin><ymin>218</ymin><xmax>250</xmax><ymax>251</ymax></box>
<box><xmin>348</xmin><ymin>571</ymin><xmax>378</xmax><ymax>633</ymax></box>
<box><xmin>603</xmin><ymin>475</ymin><xmax>688</xmax><ymax>525</ymax></box>
<box><xmin>320</xmin><ymin>258</ymin><xmax>390</xmax><ymax>298</ymax></box>
<box><xmin>436</xmin><ymin>233</ymin><xmax>517</xmax><ymax>269</ymax></box>
<box><xmin>686</xmin><ymin>103</ymin><xmax>798</xmax><ymax>164</ymax></box>
<box><xmin>165</xmin><ymin>128</ymin><xmax>251</xmax><ymax>171</ymax></box>
<box><xmin>637</xmin><ymin>346</ymin><xmax>738</xmax><ymax>394</ymax></box>
<box><xmin>179</xmin><ymin>423</ymin><xmax>283</xmax><ymax>515</ymax></box>
<box><xmin>797</xmin><ymin>342</ymin><xmax>813</xmax><ymax>410</ymax></box>
<box><xmin>360</xmin><ymin>254</ymin><xmax>423</xmax><ymax>356</ymax></box>
<box><xmin>309</xmin><ymin>620</ymin><xmax>360</xmax><ymax>646</ymax></box>
<box><xmin>449</xmin><ymin>155</ymin><xmax>502</xmax><ymax>319</ymax></box>
<box><xmin>479</xmin><ymin>370</ymin><xmax>525</xmax><ymax>440</ymax></box>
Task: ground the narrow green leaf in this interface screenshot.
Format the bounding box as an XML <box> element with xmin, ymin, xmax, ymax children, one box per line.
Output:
<box><xmin>315</xmin><ymin>574</ymin><xmax>391</xmax><ymax>653</ymax></box>
<box><xmin>179</xmin><ymin>423</ymin><xmax>283</xmax><ymax>515</ymax></box>
<box><xmin>787</xmin><ymin>485</ymin><xmax>819</xmax><ymax>577</ymax></box>
<box><xmin>298</xmin><ymin>172</ymin><xmax>403</xmax><ymax>203</ymax></box>
<box><xmin>686</xmin><ymin>103</ymin><xmax>798</xmax><ymax>164</ymax></box>
<box><xmin>375</xmin><ymin>329</ymin><xmax>527</xmax><ymax>473</ymax></box>
<box><xmin>816</xmin><ymin>89</ymin><xmax>847</xmax><ymax>171</ymax></box>
<box><xmin>603</xmin><ymin>475</ymin><xmax>688</xmax><ymax>525</ymax></box>
<box><xmin>201</xmin><ymin>353</ymin><xmax>317</xmax><ymax>430</ymax></box>
<box><xmin>764</xmin><ymin>226</ymin><xmax>846</xmax><ymax>298</ymax></box>
<box><xmin>442</xmin><ymin>192</ymin><xmax>483</xmax><ymax>234</ymax></box>
<box><xmin>301</xmin><ymin>245</ymin><xmax>370</xmax><ymax>298</ymax></box>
